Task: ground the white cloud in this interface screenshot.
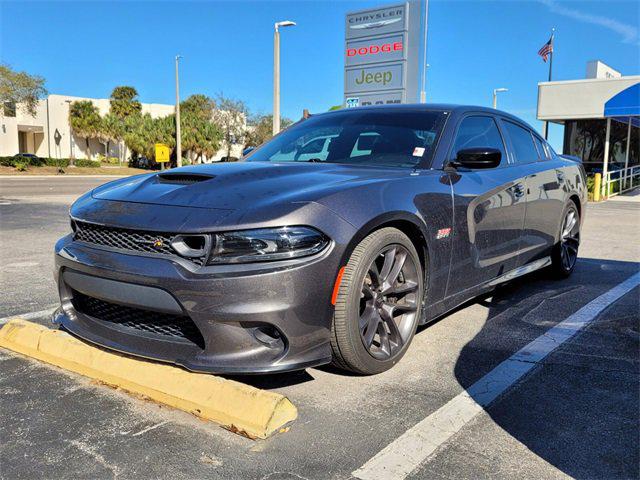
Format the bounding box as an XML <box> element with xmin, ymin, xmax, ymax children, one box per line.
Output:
<box><xmin>539</xmin><ymin>0</ymin><xmax>639</xmax><ymax>45</ymax></box>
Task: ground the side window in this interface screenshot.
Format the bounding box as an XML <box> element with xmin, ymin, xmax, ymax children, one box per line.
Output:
<box><xmin>452</xmin><ymin>116</ymin><xmax>506</xmax><ymax>166</ymax></box>
<box><xmin>503</xmin><ymin>121</ymin><xmax>539</xmax><ymax>165</ymax></box>
<box><xmin>532</xmin><ymin>135</ymin><xmax>549</xmax><ymax>160</ymax></box>
<box><xmin>545</xmin><ymin>141</ymin><xmax>559</xmax><ymax>160</ymax></box>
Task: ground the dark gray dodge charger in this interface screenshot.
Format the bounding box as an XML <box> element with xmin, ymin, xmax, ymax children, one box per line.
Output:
<box><xmin>53</xmin><ymin>105</ymin><xmax>587</xmax><ymax>375</ymax></box>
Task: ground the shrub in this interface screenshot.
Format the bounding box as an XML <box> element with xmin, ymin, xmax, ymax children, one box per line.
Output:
<box><xmin>45</xmin><ymin>158</ymin><xmax>70</xmax><ymax>168</ymax></box>
<box><xmin>14</xmin><ymin>161</ymin><xmax>28</xmax><ymax>172</ymax></box>
<box><xmin>586</xmin><ymin>175</ymin><xmax>595</xmax><ymax>201</ymax></box>
<box><xmin>75</xmin><ymin>159</ymin><xmax>101</xmax><ymax>168</ymax></box>
<box><xmin>0</xmin><ymin>155</ymin><xmax>45</xmax><ymax>167</ymax></box>
<box><xmin>1</xmin><ymin>157</ymin><xmax>103</xmax><ymax>169</ymax></box>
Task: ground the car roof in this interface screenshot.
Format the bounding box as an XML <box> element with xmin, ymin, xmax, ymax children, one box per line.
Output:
<box><xmin>312</xmin><ymin>103</ymin><xmax>537</xmax><ymax>132</ymax></box>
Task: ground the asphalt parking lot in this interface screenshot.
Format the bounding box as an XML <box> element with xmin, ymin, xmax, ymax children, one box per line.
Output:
<box><xmin>1</xmin><ymin>175</ymin><xmax>639</xmax><ymax>480</ymax></box>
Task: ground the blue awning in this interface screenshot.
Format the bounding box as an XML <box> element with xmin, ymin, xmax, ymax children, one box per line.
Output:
<box><xmin>604</xmin><ymin>82</ymin><xmax>640</xmax><ymax>117</ymax></box>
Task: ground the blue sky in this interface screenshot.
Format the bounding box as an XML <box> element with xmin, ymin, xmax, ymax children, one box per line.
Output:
<box><xmin>1</xmin><ymin>0</ymin><xmax>639</xmax><ymax>150</ymax></box>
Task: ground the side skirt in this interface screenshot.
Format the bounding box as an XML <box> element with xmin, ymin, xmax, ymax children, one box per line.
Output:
<box><xmin>419</xmin><ymin>256</ymin><xmax>551</xmax><ymax>326</ymax></box>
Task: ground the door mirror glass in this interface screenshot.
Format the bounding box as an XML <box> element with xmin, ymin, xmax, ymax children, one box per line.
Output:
<box><xmin>454</xmin><ymin>148</ymin><xmax>501</xmax><ymax>169</ymax></box>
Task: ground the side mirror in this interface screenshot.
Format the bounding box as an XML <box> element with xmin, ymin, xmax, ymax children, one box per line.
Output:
<box><xmin>452</xmin><ymin>148</ymin><xmax>501</xmax><ymax>169</ymax></box>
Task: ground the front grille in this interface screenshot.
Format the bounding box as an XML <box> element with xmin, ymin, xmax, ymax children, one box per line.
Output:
<box><xmin>73</xmin><ymin>221</ymin><xmax>207</xmax><ymax>266</ymax></box>
<box><xmin>72</xmin><ymin>291</ymin><xmax>205</xmax><ymax>349</ymax></box>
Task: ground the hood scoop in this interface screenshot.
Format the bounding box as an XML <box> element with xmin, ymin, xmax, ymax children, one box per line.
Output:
<box><xmin>156</xmin><ymin>172</ymin><xmax>216</xmax><ymax>185</ymax></box>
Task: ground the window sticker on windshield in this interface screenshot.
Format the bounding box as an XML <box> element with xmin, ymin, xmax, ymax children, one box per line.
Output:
<box><xmin>412</xmin><ymin>147</ymin><xmax>425</xmax><ymax>157</ymax></box>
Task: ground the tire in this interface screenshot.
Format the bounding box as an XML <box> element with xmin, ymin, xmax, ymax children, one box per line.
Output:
<box><xmin>330</xmin><ymin>228</ymin><xmax>424</xmax><ymax>374</ymax></box>
<box><xmin>550</xmin><ymin>202</ymin><xmax>580</xmax><ymax>278</ymax></box>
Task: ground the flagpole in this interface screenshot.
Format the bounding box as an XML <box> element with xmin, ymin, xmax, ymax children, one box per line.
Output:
<box><xmin>543</xmin><ymin>28</ymin><xmax>555</xmax><ymax>140</ymax></box>
<box><xmin>548</xmin><ymin>28</ymin><xmax>554</xmax><ymax>82</ymax></box>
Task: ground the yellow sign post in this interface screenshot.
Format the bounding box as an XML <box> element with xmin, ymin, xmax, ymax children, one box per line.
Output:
<box><xmin>155</xmin><ymin>143</ymin><xmax>170</xmax><ymax>169</ymax></box>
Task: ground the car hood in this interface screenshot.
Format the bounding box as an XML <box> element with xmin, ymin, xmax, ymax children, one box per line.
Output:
<box><xmin>91</xmin><ymin>162</ymin><xmax>412</xmax><ymax>210</ymax></box>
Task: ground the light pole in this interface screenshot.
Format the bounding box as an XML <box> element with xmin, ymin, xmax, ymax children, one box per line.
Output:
<box><xmin>175</xmin><ymin>55</ymin><xmax>182</xmax><ymax>168</ymax></box>
<box><xmin>420</xmin><ymin>0</ymin><xmax>429</xmax><ymax>103</ymax></box>
<box><xmin>492</xmin><ymin>88</ymin><xmax>508</xmax><ymax>109</ymax></box>
<box><xmin>273</xmin><ymin>20</ymin><xmax>296</xmax><ymax>135</ymax></box>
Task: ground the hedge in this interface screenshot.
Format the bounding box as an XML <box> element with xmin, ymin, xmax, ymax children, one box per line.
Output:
<box><xmin>0</xmin><ymin>157</ymin><xmax>101</xmax><ymax>169</ymax></box>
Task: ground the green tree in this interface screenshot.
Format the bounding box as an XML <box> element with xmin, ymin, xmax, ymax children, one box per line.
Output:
<box><xmin>181</xmin><ymin>94</ymin><xmax>214</xmax><ymax>120</ymax></box>
<box><xmin>182</xmin><ymin>111</ymin><xmax>221</xmax><ymax>164</ymax></box>
<box><xmin>109</xmin><ymin>86</ymin><xmax>142</xmax><ymax>164</ymax></box>
<box><xmin>180</xmin><ymin>95</ymin><xmax>220</xmax><ymax>164</ymax></box>
<box><xmin>245</xmin><ymin>114</ymin><xmax>293</xmax><ymax>147</ymax></box>
<box><xmin>98</xmin><ymin>113</ymin><xmax>124</xmax><ymax>163</ymax></box>
<box><xmin>0</xmin><ymin>64</ymin><xmax>47</xmax><ymax>117</ymax></box>
<box><xmin>124</xmin><ymin>113</ymin><xmax>176</xmax><ymax>164</ymax></box>
<box><xmin>69</xmin><ymin>100</ymin><xmax>101</xmax><ymax>165</ymax></box>
<box><xmin>109</xmin><ymin>86</ymin><xmax>142</xmax><ymax>119</ymax></box>
<box><xmin>213</xmin><ymin>94</ymin><xmax>248</xmax><ymax>160</ymax></box>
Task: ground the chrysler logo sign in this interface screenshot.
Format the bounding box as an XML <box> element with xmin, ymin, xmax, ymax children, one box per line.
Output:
<box><xmin>349</xmin><ymin>17</ymin><xmax>402</xmax><ymax>30</ymax></box>
<box><xmin>348</xmin><ymin>8</ymin><xmax>403</xmax><ymax>30</ymax></box>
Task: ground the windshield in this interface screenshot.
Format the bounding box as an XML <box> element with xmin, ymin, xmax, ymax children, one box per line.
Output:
<box><xmin>246</xmin><ymin>110</ymin><xmax>447</xmax><ymax>168</ymax></box>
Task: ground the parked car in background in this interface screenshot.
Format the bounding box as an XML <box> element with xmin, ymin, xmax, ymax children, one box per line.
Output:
<box><xmin>53</xmin><ymin>104</ymin><xmax>587</xmax><ymax>375</ymax></box>
<box><xmin>13</xmin><ymin>153</ymin><xmax>42</xmax><ymax>161</ymax></box>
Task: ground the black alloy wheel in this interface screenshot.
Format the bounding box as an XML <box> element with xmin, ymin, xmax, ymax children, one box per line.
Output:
<box><xmin>331</xmin><ymin>228</ymin><xmax>424</xmax><ymax>374</ymax></box>
<box><xmin>551</xmin><ymin>202</ymin><xmax>580</xmax><ymax>278</ymax></box>
<box><xmin>359</xmin><ymin>245</ymin><xmax>420</xmax><ymax>360</ymax></box>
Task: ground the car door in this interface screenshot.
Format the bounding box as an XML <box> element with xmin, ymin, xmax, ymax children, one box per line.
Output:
<box><xmin>499</xmin><ymin>120</ymin><xmax>565</xmax><ymax>266</ymax></box>
<box><xmin>445</xmin><ymin>114</ymin><xmax>527</xmax><ymax>296</ymax></box>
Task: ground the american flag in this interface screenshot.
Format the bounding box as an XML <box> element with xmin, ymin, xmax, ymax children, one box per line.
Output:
<box><xmin>538</xmin><ymin>36</ymin><xmax>553</xmax><ymax>62</ymax></box>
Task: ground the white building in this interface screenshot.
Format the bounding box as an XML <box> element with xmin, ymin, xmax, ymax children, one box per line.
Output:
<box><xmin>1</xmin><ymin>94</ymin><xmax>244</xmax><ymax>162</ymax></box>
<box><xmin>537</xmin><ymin>61</ymin><xmax>639</xmax><ymax>198</ymax></box>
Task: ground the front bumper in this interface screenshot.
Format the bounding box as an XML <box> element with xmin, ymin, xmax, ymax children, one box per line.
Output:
<box><xmin>53</xmin><ymin>233</ymin><xmax>345</xmax><ymax>374</ymax></box>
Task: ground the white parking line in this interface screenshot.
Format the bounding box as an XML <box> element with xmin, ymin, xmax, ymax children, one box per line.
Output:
<box><xmin>0</xmin><ymin>306</ymin><xmax>57</xmax><ymax>326</ymax></box>
<box><xmin>353</xmin><ymin>272</ymin><xmax>640</xmax><ymax>480</ymax></box>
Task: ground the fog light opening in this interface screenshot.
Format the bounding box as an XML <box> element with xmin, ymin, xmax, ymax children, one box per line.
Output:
<box><xmin>183</xmin><ymin>235</ymin><xmax>206</xmax><ymax>250</ymax></box>
<box><xmin>253</xmin><ymin>325</ymin><xmax>283</xmax><ymax>348</ymax></box>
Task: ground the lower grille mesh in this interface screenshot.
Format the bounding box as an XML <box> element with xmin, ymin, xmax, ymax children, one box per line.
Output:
<box><xmin>72</xmin><ymin>291</ymin><xmax>205</xmax><ymax>349</ymax></box>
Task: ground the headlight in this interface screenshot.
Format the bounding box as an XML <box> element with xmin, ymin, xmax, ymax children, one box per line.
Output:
<box><xmin>206</xmin><ymin>226</ymin><xmax>329</xmax><ymax>265</ymax></box>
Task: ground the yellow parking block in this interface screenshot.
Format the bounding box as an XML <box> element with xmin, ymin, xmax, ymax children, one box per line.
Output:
<box><xmin>0</xmin><ymin>319</ymin><xmax>297</xmax><ymax>439</ymax></box>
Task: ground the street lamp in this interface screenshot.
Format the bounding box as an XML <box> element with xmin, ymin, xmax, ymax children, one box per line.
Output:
<box><xmin>273</xmin><ymin>20</ymin><xmax>296</xmax><ymax>135</ymax></box>
<box><xmin>492</xmin><ymin>88</ymin><xmax>508</xmax><ymax>109</ymax></box>
<box><xmin>419</xmin><ymin>0</ymin><xmax>429</xmax><ymax>103</ymax></box>
<box><xmin>175</xmin><ymin>54</ymin><xmax>182</xmax><ymax>168</ymax></box>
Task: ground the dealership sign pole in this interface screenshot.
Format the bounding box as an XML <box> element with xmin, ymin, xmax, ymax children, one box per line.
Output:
<box><xmin>344</xmin><ymin>2</ymin><xmax>421</xmax><ymax>107</ymax></box>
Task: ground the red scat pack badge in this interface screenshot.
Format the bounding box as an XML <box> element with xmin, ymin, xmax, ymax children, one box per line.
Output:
<box><xmin>436</xmin><ymin>227</ymin><xmax>451</xmax><ymax>239</ymax></box>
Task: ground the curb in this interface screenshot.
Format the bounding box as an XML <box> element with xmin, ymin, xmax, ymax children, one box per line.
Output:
<box><xmin>0</xmin><ymin>319</ymin><xmax>297</xmax><ymax>439</ymax></box>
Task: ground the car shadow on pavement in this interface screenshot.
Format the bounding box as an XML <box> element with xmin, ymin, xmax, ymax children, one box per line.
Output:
<box><xmin>452</xmin><ymin>257</ymin><xmax>640</xmax><ymax>479</ymax></box>
<box><xmin>227</xmin><ymin>369</ymin><xmax>316</xmax><ymax>389</ymax></box>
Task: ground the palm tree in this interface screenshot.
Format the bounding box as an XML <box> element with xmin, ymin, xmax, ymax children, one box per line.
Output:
<box><xmin>69</xmin><ymin>100</ymin><xmax>101</xmax><ymax>164</ymax></box>
<box><xmin>98</xmin><ymin>113</ymin><xmax>124</xmax><ymax>164</ymax></box>
<box><xmin>109</xmin><ymin>86</ymin><xmax>142</xmax><ymax>119</ymax></box>
<box><xmin>110</xmin><ymin>86</ymin><xmax>142</xmax><ymax>164</ymax></box>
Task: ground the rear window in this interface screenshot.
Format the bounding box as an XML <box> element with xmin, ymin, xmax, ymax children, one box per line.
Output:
<box><xmin>502</xmin><ymin>121</ymin><xmax>539</xmax><ymax>165</ymax></box>
<box><xmin>532</xmin><ymin>135</ymin><xmax>549</xmax><ymax>160</ymax></box>
<box><xmin>247</xmin><ymin>110</ymin><xmax>447</xmax><ymax>168</ymax></box>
